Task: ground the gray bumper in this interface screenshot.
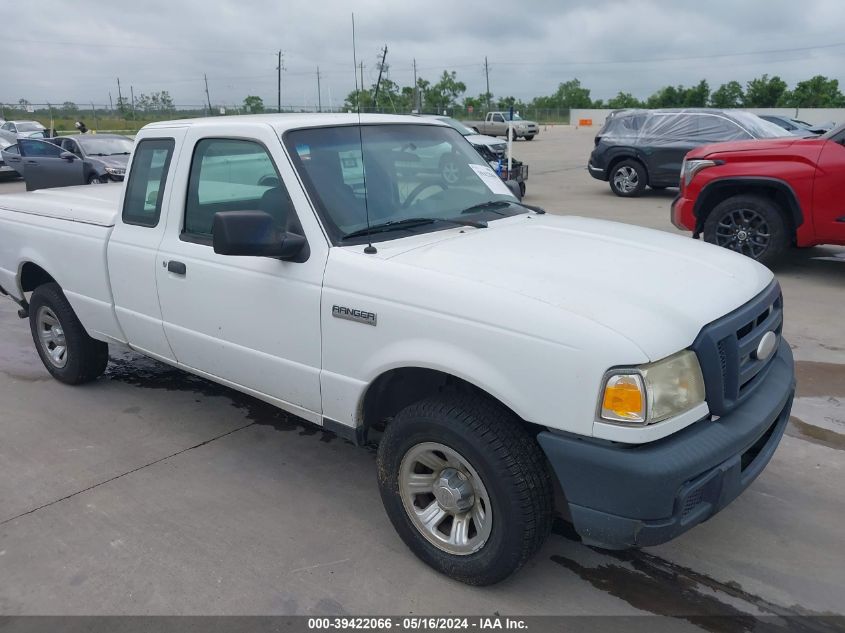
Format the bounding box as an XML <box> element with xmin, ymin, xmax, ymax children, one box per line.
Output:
<box><xmin>538</xmin><ymin>339</ymin><xmax>795</xmax><ymax>549</ymax></box>
<box><xmin>587</xmin><ymin>162</ymin><xmax>607</xmax><ymax>181</ymax></box>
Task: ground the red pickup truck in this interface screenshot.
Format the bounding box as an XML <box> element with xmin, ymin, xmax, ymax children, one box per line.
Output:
<box><xmin>671</xmin><ymin>124</ymin><xmax>845</xmax><ymax>265</ymax></box>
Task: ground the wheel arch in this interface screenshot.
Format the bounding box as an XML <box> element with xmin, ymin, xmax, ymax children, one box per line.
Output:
<box><xmin>358</xmin><ymin>366</ymin><xmax>542</xmax><ymax>443</ymax></box>
<box><xmin>18</xmin><ymin>260</ymin><xmax>57</xmax><ymax>294</ymax></box>
<box><xmin>693</xmin><ymin>178</ymin><xmax>803</xmax><ymax>238</ymax></box>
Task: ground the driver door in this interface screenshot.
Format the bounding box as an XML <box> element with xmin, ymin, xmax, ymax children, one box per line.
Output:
<box><xmin>18</xmin><ymin>139</ymin><xmax>84</xmax><ymax>191</ymax></box>
<box><xmin>155</xmin><ymin>128</ymin><xmax>329</xmax><ymax>420</ymax></box>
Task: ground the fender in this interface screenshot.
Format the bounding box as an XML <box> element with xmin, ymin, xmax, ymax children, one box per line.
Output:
<box><xmin>693</xmin><ymin>177</ymin><xmax>804</xmax><ymax>234</ymax></box>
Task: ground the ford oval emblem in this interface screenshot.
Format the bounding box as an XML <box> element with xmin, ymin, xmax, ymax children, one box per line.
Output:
<box><xmin>755</xmin><ymin>331</ymin><xmax>778</xmax><ymax>361</ymax></box>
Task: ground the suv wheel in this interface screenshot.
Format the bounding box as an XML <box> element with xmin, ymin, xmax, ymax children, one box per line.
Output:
<box><xmin>703</xmin><ymin>195</ymin><xmax>789</xmax><ymax>266</ymax></box>
<box><xmin>377</xmin><ymin>393</ymin><xmax>553</xmax><ymax>585</ymax></box>
<box><xmin>524</xmin><ymin>135</ymin><xmax>535</xmax><ymax>141</ymax></box>
<box><xmin>609</xmin><ymin>160</ymin><xmax>647</xmax><ymax>197</ymax></box>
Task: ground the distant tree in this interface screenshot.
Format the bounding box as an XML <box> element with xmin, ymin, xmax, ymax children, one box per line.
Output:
<box><xmin>779</xmin><ymin>75</ymin><xmax>845</xmax><ymax>108</ymax></box>
<box><xmin>552</xmin><ymin>79</ymin><xmax>593</xmax><ymax>108</ymax></box>
<box><xmin>243</xmin><ymin>95</ymin><xmax>265</xmax><ymax>113</ymax></box>
<box><xmin>682</xmin><ymin>80</ymin><xmax>710</xmax><ymax>107</ymax></box>
<box><xmin>428</xmin><ymin>70</ymin><xmax>467</xmax><ymax>112</ymax></box>
<box><xmin>61</xmin><ymin>101</ymin><xmax>79</xmax><ymax>116</ymax></box>
<box><xmin>646</xmin><ymin>85</ymin><xmax>682</xmax><ymax>108</ymax></box>
<box><xmin>116</xmin><ymin>96</ymin><xmax>130</xmax><ymax>114</ymax></box>
<box><xmin>709</xmin><ymin>81</ymin><xmax>745</xmax><ymax>108</ymax></box>
<box><xmin>606</xmin><ymin>92</ymin><xmax>642</xmax><ymax>108</ymax></box>
<box><xmin>744</xmin><ymin>75</ymin><xmax>787</xmax><ymax>107</ymax></box>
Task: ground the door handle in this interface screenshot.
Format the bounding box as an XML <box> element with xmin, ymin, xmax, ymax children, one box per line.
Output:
<box><xmin>25</xmin><ymin>160</ymin><xmax>38</xmax><ymax>165</ymax></box>
<box><xmin>167</xmin><ymin>260</ymin><xmax>187</xmax><ymax>276</ymax></box>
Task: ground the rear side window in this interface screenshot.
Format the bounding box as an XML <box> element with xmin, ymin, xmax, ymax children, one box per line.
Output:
<box><xmin>183</xmin><ymin>138</ymin><xmax>293</xmax><ymax>241</ymax></box>
<box><xmin>122</xmin><ymin>138</ymin><xmax>175</xmax><ymax>227</ymax></box>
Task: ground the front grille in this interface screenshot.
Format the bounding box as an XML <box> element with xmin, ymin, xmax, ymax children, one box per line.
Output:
<box><xmin>691</xmin><ymin>281</ymin><xmax>783</xmax><ymax>416</ymax></box>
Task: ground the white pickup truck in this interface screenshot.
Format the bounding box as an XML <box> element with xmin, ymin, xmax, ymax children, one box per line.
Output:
<box><xmin>0</xmin><ymin>114</ymin><xmax>795</xmax><ymax>585</ymax></box>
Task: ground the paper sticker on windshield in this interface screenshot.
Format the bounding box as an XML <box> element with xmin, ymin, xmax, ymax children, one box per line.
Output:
<box><xmin>468</xmin><ymin>163</ymin><xmax>516</xmax><ymax>197</ymax></box>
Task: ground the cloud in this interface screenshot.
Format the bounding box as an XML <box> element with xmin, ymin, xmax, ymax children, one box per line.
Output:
<box><xmin>3</xmin><ymin>0</ymin><xmax>844</xmax><ymax>110</ymax></box>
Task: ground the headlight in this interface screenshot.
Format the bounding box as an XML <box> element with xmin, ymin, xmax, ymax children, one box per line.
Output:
<box><xmin>599</xmin><ymin>350</ymin><xmax>706</xmax><ymax>425</ymax></box>
<box><xmin>681</xmin><ymin>159</ymin><xmax>720</xmax><ymax>187</ymax></box>
<box><xmin>105</xmin><ymin>166</ymin><xmax>125</xmax><ymax>176</ymax></box>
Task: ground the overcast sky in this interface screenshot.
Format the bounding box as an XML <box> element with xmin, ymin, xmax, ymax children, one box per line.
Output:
<box><xmin>5</xmin><ymin>0</ymin><xmax>845</xmax><ymax>110</ymax></box>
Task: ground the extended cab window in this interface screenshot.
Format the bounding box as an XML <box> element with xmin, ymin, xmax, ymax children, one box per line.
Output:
<box><xmin>122</xmin><ymin>138</ymin><xmax>175</xmax><ymax>227</ymax></box>
<box><xmin>183</xmin><ymin>138</ymin><xmax>294</xmax><ymax>241</ymax></box>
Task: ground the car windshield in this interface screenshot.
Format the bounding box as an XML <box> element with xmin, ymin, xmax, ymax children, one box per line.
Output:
<box><xmin>77</xmin><ymin>136</ymin><xmax>133</xmax><ymax>155</ymax></box>
<box><xmin>507</xmin><ymin>113</ymin><xmax>523</xmax><ymax>121</ymax></box>
<box><xmin>285</xmin><ymin>124</ymin><xmax>523</xmax><ymax>245</ymax></box>
<box><xmin>729</xmin><ymin>112</ymin><xmax>790</xmax><ymax>138</ymax></box>
<box><xmin>17</xmin><ymin>122</ymin><xmax>44</xmax><ymax>132</ymax></box>
<box><xmin>821</xmin><ymin>122</ymin><xmax>845</xmax><ymax>139</ymax></box>
<box><xmin>436</xmin><ymin>117</ymin><xmax>475</xmax><ymax>136</ymax></box>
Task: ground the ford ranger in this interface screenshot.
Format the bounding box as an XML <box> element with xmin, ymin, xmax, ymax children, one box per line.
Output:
<box><xmin>0</xmin><ymin>114</ymin><xmax>794</xmax><ymax>585</ymax></box>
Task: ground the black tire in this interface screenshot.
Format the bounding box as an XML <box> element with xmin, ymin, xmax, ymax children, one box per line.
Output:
<box><xmin>29</xmin><ymin>282</ymin><xmax>109</xmax><ymax>384</ymax></box>
<box><xmin>518</xmin><ymin>181</ymin><xmax>526</xmax><ymax>197</ymax></box>
<box><xmin>377</xmin><ymin>393</ymin><xmax>553</xmax><ymax>585</ymax></box>
<box><xmin>524</xmin><ymin>135</ymin><xmax>535</xmax><ymax>141</ymax></box>
<box><xmin>87</xmin><ymin>173</ymin><xmax>103</xmax><ymax>185</ymax></box>
<box><xmin>608</xmin><ymin>159</ymin><xmax>647</xmax><ymax>197</ymax></box>
<box><xmin>702</xmin><ymin>195</ymin><xmax>790</xmax><ymax>266</ymax></box>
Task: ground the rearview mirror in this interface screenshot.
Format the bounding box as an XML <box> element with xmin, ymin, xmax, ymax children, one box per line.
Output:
<box><xmin>59</xmin><ymin>151</ymin><xmax>76</xmax><ymax>161</ymax></box>
<box><xmin>212</xmin><ymin>211</ymin><xmax>307</xmax><ymax>261</ymax></box>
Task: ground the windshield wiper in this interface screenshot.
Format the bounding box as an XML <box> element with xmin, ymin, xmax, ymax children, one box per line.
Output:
<box><xmin>461</xmin><ymin>199</ymin><xmax>546</xmax><ymax>216</ymax></box>
<box><xmin>89</xmin><ymin>152</ymin><xmax>109</xmax><ymax>156</ymax></box>
<box><xmin>109</xmin><ymin>151</ymin><xmax>131</xmax><ymax>155</ymax></box>
<box><xmin>341</xmin><ymin>217</ymin><xmax>486</xmax><ymax>242</ymax></box>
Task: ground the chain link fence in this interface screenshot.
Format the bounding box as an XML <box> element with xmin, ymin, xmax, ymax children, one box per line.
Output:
<box><xmin>1</xmin><ymin>102</ymin><xmax>570</xmax><ymax>134</ymax></box>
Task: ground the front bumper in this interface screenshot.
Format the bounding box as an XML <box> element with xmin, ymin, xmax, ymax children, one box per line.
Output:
<box><xmin>587</xmin><ymin>162</ymin><xmax>607</xmax><ymax>181</ymax></box>
<box><xmin>538</xmin><ymin>338</ymin><xmax>794</xmax><ymax>549</ymax></box>
<box><xmin>671</xmin><ymin>193</ymin><xmax>695</xmax><ymax>232</ymax></box>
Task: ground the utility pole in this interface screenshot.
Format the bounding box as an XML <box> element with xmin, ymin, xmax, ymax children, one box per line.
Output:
<box><xmin>130</xmin><ymin>85</ymin><xmax>136</xmax><ymax>120</ymax></box>
<box><xmin>277</xmin><ymin>50</ymin><xmax>284</xmax><ymax>113</ymax></box>
<box><xmin>316</xmin><ymin>66</ymin><xmax>322</xmax><ymax>113</ymax></box>
<box><xmin>413</xmin><ymin>58</ymin><xmax>418</xmax><ymax>113</ymax></box>
<box><xmin>360</xmin><ymin>62</ymin><xmax>365</xmax><ymax>103</ymax></box>
<box><xmin>108</xmin><ymin>92</ymin><xmax>113</xmax><ymax>112</ymax></box>
<box><xmin>116</xmin><ymin>77</ymin><xmax>123</xmax><ymax>113</ymax></box>
<box><xmin>204</xmin><ymin>73</ymin><xmax>212</xmax><ymax>115</ymax></box>
<box><xmin>484</xmin><ymin>56</ymin><xmax>491</xmax><ymax>112</ymax></box>
<box><xmin>373</xmin><ymin>45</ymin><xmax>387</xmax><ymax>112</ymax></box>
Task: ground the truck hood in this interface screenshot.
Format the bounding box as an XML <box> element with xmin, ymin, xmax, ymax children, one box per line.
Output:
<box><xmin>690</xmin><ymin>137</ymin><xmax>802</xmax><ymax>158</ymax></box>
<box><xmin>382</xmin><ymin>214</ymin><xmax>773</xmax><ymax>360</ymax></box>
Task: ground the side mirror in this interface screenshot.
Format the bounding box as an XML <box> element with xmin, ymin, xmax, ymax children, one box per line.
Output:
<box><xmin>59</xmin><ymin>151</ymin><xmax>76</xmax><ymax>161</ymax></box>
<box><xmin>212</xmin><ymin>211</ymin><xmax>307</xmax><ymax>261</ymax></box>
<box><xmin>505</xmin><ymin>179</ymin><xmax>522</xmax><ymax>200</ymax></box>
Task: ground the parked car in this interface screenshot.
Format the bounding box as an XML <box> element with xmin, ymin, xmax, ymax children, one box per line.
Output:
<box><xmin>0</xmin><ymin>120</ymin><xmax>48</xmax><ymax>144</ymax></box>
<box><xmin>757</xmin><ymin>114</ymin><xmax>832</xmax><ymax>136</ymax></box>
<box><xmin>588</xmin><ymin>109</ymin><xmax>789</xmax><ymax>197</ymax></box>
<box><xmin>0</xmin><ymin>114</ymin><xmax>794</xmax><ymax>585</ymax></box>
<box><xmin>423</xmin><ymin>115</ymin><xmax>508</xmax><ymax>158</ymax></box>
<box><xmin>0</xmin><ymin>135</ymin><xmax>131</xmax><ymax>191</ymax></box>
<box><xmin>0</xmin><ymin>137</ymin><xmax>20</xmax><ymax>180</ymax></box>
<box><xmin>672</xmin><ymin>123</ymin><xmax>845</xmax><ymax>266</ymax></box>
<box><xmin>462</xmin><ymin>111</ymin><xmax>539</xmax><ymax>140</ymax></box>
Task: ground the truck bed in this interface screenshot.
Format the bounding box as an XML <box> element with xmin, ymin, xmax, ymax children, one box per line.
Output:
<box><xmin>0</xmin><ymin>185</ymin><xmax>123</xmax><ymax>344</ymax></box>
<box><xmin>0</xmin><ymin>184</ymin><xmax>121</xmax><ymax>227</ymax></box>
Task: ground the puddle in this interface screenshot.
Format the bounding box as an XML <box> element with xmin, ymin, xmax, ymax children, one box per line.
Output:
<box><xmin>795</xmin><ymin>361</ymin><xmax>845</xmax><ymax>398</ymax></box>
<box><xmin>104</xmin><ymin>352</ymin><xmax>342</xmax><ymax>443</ymax></box>
<box><xmin>549</xmin><ymin>521</ymin><xmax>841</xmax><ymax>632</ymax></box>
<box><xmin>789</xmin><ymin>416</ymin><xmax>845</xmax><ymax>451</ymax></box>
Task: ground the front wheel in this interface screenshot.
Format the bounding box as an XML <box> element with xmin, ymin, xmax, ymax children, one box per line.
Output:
<box><xmin>29</xmin><ymin>283</ymin><xmax>109</xmax><ymax>384</ymax></box>
<box><xmin>702</xmin><ymin>195</ymin><xmax>790</xmax><ymax>266</ymax></box>
<box><xmin>609</xmin><ymin>159</ymin><xmax>647</xmax><ymax>197</ymax></box>
<box><xmin>524</xmin><ymin>135</ymin><xmax>535</xmax><ymax>141</ymax></box>
<box><xmin>88</xmin><ymin>174</ymin><xmax>104</xmax><ymax>185</ymax></box>
<box><xmin>377</xmin><ymin>393</ymin><xmax>553</xmax><ymax>585</ymax></box>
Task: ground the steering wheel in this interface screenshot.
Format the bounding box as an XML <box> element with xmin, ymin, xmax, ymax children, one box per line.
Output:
<box><xmin>402</xmin><ymin>182</ymin><xmax>447</xmax><ymax>209</ymax></box>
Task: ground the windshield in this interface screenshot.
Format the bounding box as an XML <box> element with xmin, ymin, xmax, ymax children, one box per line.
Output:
<box><xmin>730</xmin><ymin>112</ymin><xmax>791</xmax><ymax>138</ymax></box>
<box><xmin>285</xmin><ymin>124</ymin><xmax>522</xmax><ymax>244</ymax></box>
<box><xmin>436</xmin><ymin>117</ymin><xmax>475</xmax><ymax>136</ymax></box>
<box><xmin>507</xmin><ymin>113</ymin><xmax>523</xmax><ymax>121</ymax></box>
<box><xmin>77</xmin><ymin>136</ymin><xmax>133</xmax><ymax>155</ymax></box>
<box><xmin>17</xmin><ymin>122</ymin><xmax>44</xmax><ymax>132</ymax></box>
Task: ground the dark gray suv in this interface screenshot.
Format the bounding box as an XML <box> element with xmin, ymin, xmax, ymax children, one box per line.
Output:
<box><xmin>588</xmin><ymin>109</ymin><xmax>788</xmax><ymax>197</ymax></box>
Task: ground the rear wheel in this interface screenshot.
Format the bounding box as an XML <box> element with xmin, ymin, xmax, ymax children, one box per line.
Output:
<box><xmin>377</xmin><ymin>393</ymin><xmax>553</xmax><ymax>585</ymax></box>
<box><xmin>29</xmin><ymin>283</ymin><xmax>109</xmax><ymax>384</ymax></box>
<box><xmin>703</xmin><ymin>195</ymin><xmax>789</xmax><ymax>266</ymax></box>
<box><xmin>524</xmin><ymin>135</ymin><xmax>535</xmax><ymax>141</ymax></box>
<box><xmin>609</xmin><ymin>160</ymin><xmax>647</xmax><ymax>197</ymax></box>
